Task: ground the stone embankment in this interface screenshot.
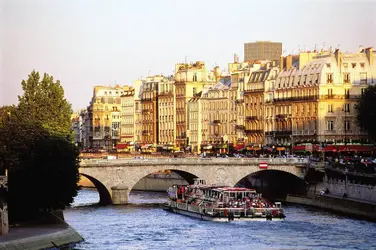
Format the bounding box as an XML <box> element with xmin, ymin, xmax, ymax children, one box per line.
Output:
<box><xmin>0</xmin><ymin>211</ymin><xmax>83</xmax><ymax>250</ymax></box>
<box><xmin>286</xmin><ymin>193</ymin><xmax>376</xmax><ymax>221</ymax></box>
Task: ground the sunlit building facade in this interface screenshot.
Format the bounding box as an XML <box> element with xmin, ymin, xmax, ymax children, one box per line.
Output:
<box><xmin>174</xmin><ymin>61</ymin><xmax>214</xmax><ymax>149</ymax></box>
<box><xmin>158</xmin><ymin>76</ymin><xmax>176</xmax><ymax>146</ymax></box>
<box><xmin>89</xmin><ymin>85</ymin><xmax>129</xmax><ymax>149</ymax></box>
<box><xmin>120</xmin><ymin>86</ymin><xmax>135</xmax><ymax>143</ymax></box>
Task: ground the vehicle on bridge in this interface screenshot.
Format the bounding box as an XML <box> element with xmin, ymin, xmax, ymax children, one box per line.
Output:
<box><xmin>166</xmin><ymin>179</ymin><xmax>286</xmax><ymax>222</ymax></box>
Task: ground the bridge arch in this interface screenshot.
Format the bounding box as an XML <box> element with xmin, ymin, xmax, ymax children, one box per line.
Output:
<box><xmin>80</xmin><ymin>173</ymin><xmax>112</xmax><ymax>205</ymax></box>
<box><xmin>122</xmin><ymin>166</ymin><xmax>202</xmax><ymax>194</ymax></box>
<box><xmin>235</xmin><ymin>169</ymin><xmax>307</xmax><ymax>199</ymax></box>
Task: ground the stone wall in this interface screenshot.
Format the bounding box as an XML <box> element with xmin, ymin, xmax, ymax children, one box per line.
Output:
<box><xmin>286</xmin><ymin>195</ymin><xmax>376</xmax><ymax>221</ymax></box>
<box><xmin>325</xmin><ymin>179</ymin><xmax>376</xmax><ymax>202</ymax></box>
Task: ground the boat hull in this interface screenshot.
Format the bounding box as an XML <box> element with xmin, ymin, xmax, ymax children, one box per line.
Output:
<box><xmin>166</xmin><ymin>206</ymin><xmax>285</xmax><ymax>222</ymax></box>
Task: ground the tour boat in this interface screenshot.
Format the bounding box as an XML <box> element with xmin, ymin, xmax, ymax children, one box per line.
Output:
<box><xmin>166</xmin><ymin>179</ymin><xmax>286</xmax><ymax>222</ymax></box>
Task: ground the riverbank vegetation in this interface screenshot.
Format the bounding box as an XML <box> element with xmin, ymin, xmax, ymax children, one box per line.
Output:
<box><xmin>0</xmin><ymin>70</ymin><xmax>80</xmax><ymax>222</ymax></box>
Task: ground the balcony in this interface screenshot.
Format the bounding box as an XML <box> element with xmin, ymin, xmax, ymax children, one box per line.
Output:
<box><xmin>210</xmin><ymin>120</ymin><xmax>221</xmax><ymax>125</ymax></box>
<box><xmin>246</xmin><ymin>116</ymin><xmax>258</xmax><ymax>121</ymax></box>
<box><xmin>142</xmin><ymin>130</ymin><xmax>150</xmax><ymax>136</ymax></box>
<box><xmin>244</xmin><ymin>88</ymin><xmax>264</xmax><ymax>93</ymax></box>
<box><xmin>324</xmin><ymin>130</ymin><xmax>337</xmax><ymax>134</ymax></box>
<box><xmin>235</xmin><ymin>99</ymin><xmax>244</xmax><ymax>104</ymax></box>
<box><xmin>235</xmin><ymin>125</ymin><xmax>245</xmax><ymax>130</ymax></box>
<box><xmin>320</xmin><ymin>94</ymin><xmax>361</xmax><ymax>100</ymax></box>
<box><xmin>292</xmin><ymin>130</ymin><xmax>316</xmax><ymax>136</ymax></box>
<box><xmin>275</xmin><ymin>114</ymin><xmax>289</xmax><ymax>120</ymax></box>
<box><xmin>273</xmin><ymin>95</ymin><xmax>318</xmax><ymax>103</ymax></box>
<box><xmin>269</xmin><ymin>130</ymin><xmax>292</xmax><ymax>137</ymax></box>
<box><xmin>244</xmin><ymin>129</ymin><xmax>264</xmax><ymax>134</ymax></box>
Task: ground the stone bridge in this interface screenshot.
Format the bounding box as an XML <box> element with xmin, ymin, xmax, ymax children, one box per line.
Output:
<box><xmin>79</xmin><ymin>157</ymin><xmax>308</xmax><ymax>205</ymax></box>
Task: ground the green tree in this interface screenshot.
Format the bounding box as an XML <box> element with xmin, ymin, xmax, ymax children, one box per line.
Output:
<box><xmin>0</xmin><ymin>118</ymin><xmax>80</xmax><ymax>222</ymax></box>
<box><xmin>0</xmin><ymin>105</ymin><xmax>17</xmax><ymax>128</ymax></box>
<box><xmin>17</xmin><ymin>70</ymin><xmax>73</xmax><ymax>137</ymax></box>
<box><xmin>355</xmin><ymin>85</ymin><xmax>376</xmax><ymax>142</ymax></box>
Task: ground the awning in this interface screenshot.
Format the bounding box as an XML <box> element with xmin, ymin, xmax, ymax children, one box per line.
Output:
<box><xmin>141</xmin><ymin>144</ymin><xmax>153</xmax><ymax>149</ymax></box>
<box><xmin>203</xmin><ymin>145</ymin><xmax>213</xmax><ymax>150</ymax></box>
<box><xmin>234</xmin><ymin>145</ymin><xmax>244</xmax><ymax>151</ymax></box>
<box><xmin>116</xmin><ymin>144</ymin><xmax>128</xmax><ymax>149</ymax></box>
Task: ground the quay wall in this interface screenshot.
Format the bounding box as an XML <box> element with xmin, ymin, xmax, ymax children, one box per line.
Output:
<box><xmin>286</xmin><ymin>194</ymin><xmax>376</xmax><ymax>221</ymax></box>
<box><xmin>325</xmin><ymin>179</ymin><xmax>376</xmax><ymax>201</ymax></box>
<box><xmin>0</xmin><ymin>211</ymin><xmax>83</xmax><ymax>250</ymax></box>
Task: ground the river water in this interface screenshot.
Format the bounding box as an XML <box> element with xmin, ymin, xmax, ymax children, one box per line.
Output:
<box><xmin>64</xmin><ymin>189</ymin><xmax>376</xmax><ymax>250</ymax></box>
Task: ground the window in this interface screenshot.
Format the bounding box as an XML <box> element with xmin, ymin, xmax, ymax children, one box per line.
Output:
<box><xmin>361</xmin><ymin>88</ymin><xmax>366</xmax><ymax>97</ymax></box>
<box><xmin>345</xmin><ymin>89</ymin><xmax>350</xmax><ymax>99</ymax></box>
<box><xmin>326</xmin><ymin>73</ymin><xmax>333</xmax><ymax>83</ymax></box>
<box><xmin>328</xmin><ymin>104</ymin><xmax>333</xmax><ymax>113</ymax></box>
<box><xmin>344</xmin><ymin>103</ymin><xmax>350</xmax><ymax>113</ymax></box>
<box><xmin>360</xmin><ymin>63</ymin><xmax>365</xmax><ymax>68</ymax></box>
<box><xmin>326</xmin><ymin>63</ymin><xmax>331</xmax><ymax>68</ymax></box>
<box><xmin>193</xmin><ymin>87</ymin><xmax>197</xmax><ymax>96</ymax></box>
<box><xmin>193</xmin><ymin>73</ymin><xmax>197</xmax><ymax>82</ymax></box>
<box><xmin>344</xmin><ymin>73</ymin><xmax>350</xmax><ymax>83</ymax></box>
<box><xmin>316</xmin><ymin>74</ymin><xmax>320</xmax><ymax>84</ymax></box>
<box><xmin>351</xmin><ymin>63</ymin><xmax>356</xmax><ymax>68</ymax></box>
<box><xmin>343</xmin><ymin>63</ymin><xmax>348</xmax><ymax>69</ymax></box>
<box><xmin>327</xmin><ymin>120</ymin><xmax>334</xmax><ymax>130</ymax></box>
<box><xmin>360</xmin><ymin>73</ymin><xmax>367</xmax><ymax>84</ymax></box>
<box><xmin>328</xmin><ymin>88</ymin><xmax>333</xmax><ymax>97</ymax></box>
<box><xmin>345</xmin><ymin>120</ymin><xmax>350</xmax><ymax>131</ymax></box>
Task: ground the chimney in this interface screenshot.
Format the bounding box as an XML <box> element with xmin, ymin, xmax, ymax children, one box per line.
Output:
<box><xmin>280</xmin><ymin>56</ymin><xmax>284</xmax><ymax>72</ymax></box>
<box><xmin>286</xmin><ymin>55</ymin><xmax>293</xmax><ymax>70</ymax></box>
<box><xmin>234</xmin><ymin>53</ymin><xmax>239</xmax><ymax>63</ymax></box>
<box><xmin>365</xmin><ymin>47</ymin><xmax>373</xmax><ymax>66</ymax></box>
<box><xmin>335</xmin><ymin>48</ymin><xmax>341</xmax><ymax>66</ymax></box>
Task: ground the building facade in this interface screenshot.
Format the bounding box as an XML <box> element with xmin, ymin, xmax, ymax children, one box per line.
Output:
<box><xmin>120</xmin><ymin>86</ymin><xmax>135</xmax><ymax>143</ymax></box>
<box><xmin>174</xmin><ymin>61</ymin><xmax>214</xmax><ymax>150</ymax></box>
<box><xmin>158</xmin><ymin>76</ymin><xmax>176</xmax><ymax>147</ymax></box>
<box><xmin>244</xmin><ymin>41</ymin><xmax>282</xmax><ymax>61</ymax></box>
<box><xmin>89</xmin><ymin>85</ymin><xmax>130</xmax><ymax>149</ymax></box>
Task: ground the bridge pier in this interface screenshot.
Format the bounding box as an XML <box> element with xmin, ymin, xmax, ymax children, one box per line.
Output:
<box><xmin>111</xmin><ymin>184</ymin><xmax>129</xmax><ymax>205</ymax></box>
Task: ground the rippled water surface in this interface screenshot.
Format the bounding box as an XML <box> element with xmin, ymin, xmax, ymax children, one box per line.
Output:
<box><xmin>64</xmin><ymin>189</ymin><xmax>376</xmax><ymax>250</ymax></box>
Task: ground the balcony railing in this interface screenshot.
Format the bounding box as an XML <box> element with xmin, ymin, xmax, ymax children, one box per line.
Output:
<box><xmin>320</xmin><ymin>94</ymin><xmax>361</xmax><ymax>100</ymax></box>
<box><xmin>324</xmin><ymin>130</ymin><xmax>337</xmax><ymax>134</ymax></box>
<box><xmin>273</xmin><ymin>95</ymin><xmax>319</xmax><ymax>103</ymax></box>
<box><xmin>235</xmin><ymin>125</ymin><xmax>245</xmax><ymax>130</ymax></box>
<box><xmin>292</xmin><ymin>130</ymin><xmax>317</xmax><ymax>136</ymax></box>
<box><xmin>246</xmin><ymin>116</ymin><xmax>258</xmax><ymax>121</ymax></box>
<box><xmin>244</xmin><ymin>129</ymin><xmax>264</xmax><ymax>134</ymax></box>
<box><xmin>268</xmin><ymin>130</ymin><xmax>293</xmax><ymax>136</ymax></box>
<box><xmin>211</xmin><ymin>120</ymin><xmax>221</xmax><ymax>125</ymax></box>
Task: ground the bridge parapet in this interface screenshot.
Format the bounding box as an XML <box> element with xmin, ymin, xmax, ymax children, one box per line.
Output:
<box><xmin>80</xmin><ymin>157</ymin><xmax>308</xmax><ymax>167</ymax></box>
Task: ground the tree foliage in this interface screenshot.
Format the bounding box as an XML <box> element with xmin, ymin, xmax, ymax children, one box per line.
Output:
<box><xmin>0</xmin><ymin>112</ymin><xmax>80</xmax><ymax>221</ymax></box>
<box><xmin>0</xmin><ymin>70</ymin><xmax>79</xmax><ymax>222</ymax></box>
<box><xmin>17</xmin><ymin>70</ymin><xmax>73</xmax><ymax>137</ymax></box>
<box><xmin>355</xmin><ymin>85</ymin><xmax>376</xmax><ymax>142</ymax></box>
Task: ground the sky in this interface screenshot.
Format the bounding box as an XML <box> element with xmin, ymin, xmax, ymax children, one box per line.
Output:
<box><xmin>0</xmin><ymin>0</ymin><xmax>375</xmax><ymax>110</ymax></box>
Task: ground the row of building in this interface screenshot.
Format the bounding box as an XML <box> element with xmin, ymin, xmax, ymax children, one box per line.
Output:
<box><xmin>72</xmin><ymin>43</ymin><xmax>376</xmax><ymax>154</ymax></box>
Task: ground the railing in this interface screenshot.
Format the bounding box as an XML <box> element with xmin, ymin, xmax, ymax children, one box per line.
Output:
<box><xmin>320</xmin><ymin>94</ymin><xmax>361</xmax><ymax>100</ymax></box>
<box><xmin>273</xmin><ymin>95</ymin><xmax>318</xmax><ymax>103</ymax></box>
<box><xmin>80</xmin><ymin>157</ymin><xmax>308</xmax><ymax>166</ymax></box>
<box><xmin>244</xmin><ymin>129</ymin><xmax>263</xmax><ymax>134</ymax></box>
<box><xmin>246</xmin><ymin>116</ymin><xmax>258</xmax><ymax>121</ymax></box>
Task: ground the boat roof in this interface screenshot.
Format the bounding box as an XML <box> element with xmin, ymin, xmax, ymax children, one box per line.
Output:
<box><xmin>187</xmin><ymin>184</ymin><xmax>256</xmax><ymax>192</ymax></box>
